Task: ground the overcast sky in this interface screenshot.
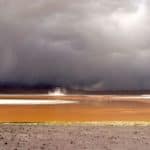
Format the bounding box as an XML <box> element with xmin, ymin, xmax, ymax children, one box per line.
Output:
<box><xmin>0</xmin><ymin>0</ymin><xmax>150</xmax><ymax>90</ymax></box>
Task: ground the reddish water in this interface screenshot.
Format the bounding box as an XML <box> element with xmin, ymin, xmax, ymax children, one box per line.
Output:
<box><xmin>0</xmin><ymin>95</ymin><xmax>150</xmax><ymax>122</ymax></box>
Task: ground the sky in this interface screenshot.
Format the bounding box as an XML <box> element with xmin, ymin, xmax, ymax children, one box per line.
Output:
<box><xmin>0</xmin><ymin>0</ymin><xmax>150</xmax><ymax>90</ymax></box>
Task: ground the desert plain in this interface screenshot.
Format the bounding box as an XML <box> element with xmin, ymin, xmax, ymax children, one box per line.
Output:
<box><xmin>0</xmin><ymin>94</ymin><xmax>150</xmax><ymax>149</ymax></box>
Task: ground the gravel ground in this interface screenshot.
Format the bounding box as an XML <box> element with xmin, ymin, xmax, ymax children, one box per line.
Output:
<box><xmin>0</xmin><ymin>125</ymin><xmax>150</xmax><ymax>150</ymax></box>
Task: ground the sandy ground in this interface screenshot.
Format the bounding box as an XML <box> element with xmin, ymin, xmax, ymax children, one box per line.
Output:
<box><xmin>0</xmin><ymin>125</ymin><xmax>150</xmax><ymax>150</ymax></box>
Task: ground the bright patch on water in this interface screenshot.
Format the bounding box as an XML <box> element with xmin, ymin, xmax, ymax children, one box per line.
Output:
<box><xmin>141</xmin><ymin>95</ymin><xmax>150</xmax><ymax>99</ymax></box>
<box><xmin>0</xmin><ymin>99</ymin><xmax>78</xmax><ymax>105</ymax></box>
<box><xmin>118</xmin><ymin>95</ymin><xmax>150</xmax><ymax>99</ymax></box>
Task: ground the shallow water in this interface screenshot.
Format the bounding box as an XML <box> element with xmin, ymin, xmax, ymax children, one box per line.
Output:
<box><xmin>0</xmin><ymin>95</ymin><xmax>150</xmax><ymax>122</ymax></box>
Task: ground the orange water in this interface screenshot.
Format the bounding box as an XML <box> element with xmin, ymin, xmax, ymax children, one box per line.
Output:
<box><xmin>0</xmin><ymin>95</ymin><xmax>150</xmax><ymax>122</ymax></box>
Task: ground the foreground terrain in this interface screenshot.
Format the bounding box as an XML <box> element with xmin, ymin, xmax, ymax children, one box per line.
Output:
<box><xmin>0</xmin><ymin>95</ymin><xmax>150</xmax><ymax>149</ymax></box>
<box><xmin>0</xmin><ymin>124</ymin><xmax>150</xmax><ymax>150</ymax></box>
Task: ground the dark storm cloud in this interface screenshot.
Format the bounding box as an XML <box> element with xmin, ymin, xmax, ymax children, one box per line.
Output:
<box><xmin>0</xmin><ymin>0</ymin><xmax>150</xmax><ymax>90</ymax></box>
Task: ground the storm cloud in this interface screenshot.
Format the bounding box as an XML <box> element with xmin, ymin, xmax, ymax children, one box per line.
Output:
<box><xmin>0</xmin><ymin>0</ymin><xmax>150</xmax><ymax>90</ymax></box>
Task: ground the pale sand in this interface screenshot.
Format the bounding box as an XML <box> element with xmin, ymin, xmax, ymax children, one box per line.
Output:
<box><xmin>0</xmin><ymin>124</ymin><xmax>150</xmax><ymax>150</ymax></box>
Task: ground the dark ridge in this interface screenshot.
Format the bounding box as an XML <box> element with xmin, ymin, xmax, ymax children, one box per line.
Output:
<box><xmin>0</xmin><ymin>82</ymin><xmax>150</xmax><ymax>94</ymax></box>
<box><xmin>0</xmin><ymin>87</ymin><xmax>150</xmax><ymax>95</ymax></box>
<box><xmin>68</xmin><ymin>89</ymin><xmax>150</xmax><ymax>95</ymax></box>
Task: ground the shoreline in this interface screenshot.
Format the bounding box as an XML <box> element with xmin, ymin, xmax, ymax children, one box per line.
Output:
<box><xmin>1</xmin><ymin>121</ymin><xmax>150</xmax><ymax>126</ymax></box>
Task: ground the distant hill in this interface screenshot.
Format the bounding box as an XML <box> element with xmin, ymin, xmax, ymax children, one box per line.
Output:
<box><xmin>0</xmin><ymin>86</ymin><xmax>150</xmax><ymax>95</ymax></box>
